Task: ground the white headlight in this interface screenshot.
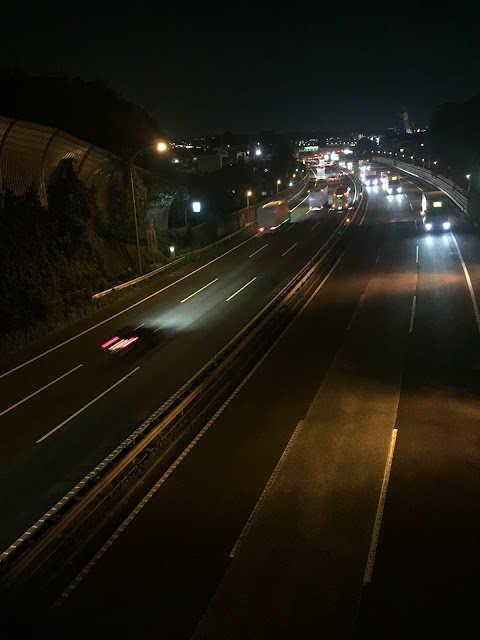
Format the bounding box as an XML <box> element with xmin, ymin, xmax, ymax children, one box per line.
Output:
<box><xmin>397</xmin><ymin>187</ymin><xmax>402</xmax><ymax>192</ymax></box>
<box><xmin>443</xmin><ymin>221</ymin><xmax>450</xmax><ymax>230</ymax></box>
<box><xmin>425</xmin><ymin>223</ymin><xmax>432</xmax><ymax>231</ymax></box>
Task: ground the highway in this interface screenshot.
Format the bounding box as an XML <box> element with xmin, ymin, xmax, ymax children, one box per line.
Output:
<box><xmin>31</xmin><ymin>167</ymin><xmax>479</xmax><ymax>638</ymax></box>
<box><xmin>0</xmin><ymin>175</ymin><xmax>350</xmax><ymax>552</ymax></box>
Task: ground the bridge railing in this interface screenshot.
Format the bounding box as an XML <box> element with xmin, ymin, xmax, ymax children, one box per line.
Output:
<box><xmin>377</xmin><ymin>156</ymin><xmax>468</xmax><ymax>214</ymax></box>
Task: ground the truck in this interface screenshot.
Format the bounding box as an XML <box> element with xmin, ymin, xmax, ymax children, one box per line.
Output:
<box><xmin>330</xmin><ymin>185</ymin><xmax>352</xmax><ymax>211</ymax></box>
<box><xmin>308</xmin><ymin>184</ymin><xmax>328</xmax><ymax>210</ymax></box>
<box><xmin>257</xmin><ymin>200</ymin><xmax>290</xmax><ymax>232</ymax></box>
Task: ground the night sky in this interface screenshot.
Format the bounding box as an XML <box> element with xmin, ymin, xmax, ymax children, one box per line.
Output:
<box><xmin>1</xmin><ymin>0</ymin><xmax>478</xmax><ymax>137</ymax></box>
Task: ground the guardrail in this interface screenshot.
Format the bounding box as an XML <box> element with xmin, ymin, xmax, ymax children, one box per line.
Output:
<box><xmin>377</xmin><ymin>157</ymin><xmax>468</xmax><ymax>214</ymax></box>
<box><xmin>92</xmin><ymin>175</ymin><xmax>310</xmax><ymax>300</ymax></box>
<box><xmin>1</xmin><ymin>180</ymin><xmax>364</xmax><ymax>584</ymax></box>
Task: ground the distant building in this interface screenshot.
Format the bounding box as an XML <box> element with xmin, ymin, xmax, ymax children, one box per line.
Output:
<box><xmin>197</xmin><ymin>154</ymin><xmax>223</xmax><ymax>173</ymax></box>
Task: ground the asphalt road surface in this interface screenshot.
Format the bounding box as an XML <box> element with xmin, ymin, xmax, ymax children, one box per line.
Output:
<box><xmin>3</xmin><ymin>168</ymin><xmax>479</xmax><ymax>638</ymax></box>
<box><xmin>27</xmin><ymin>168</ymin><xmax>479</xmax><ymax>638</ymax></box>
<box><xmin>0</xmin><ymin>174</ymin><xmax>352</xmax><ymax>552</ymax></box>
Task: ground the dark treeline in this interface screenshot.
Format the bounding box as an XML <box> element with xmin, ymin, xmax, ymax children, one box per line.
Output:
<box><xmin>428</xmin><ymin>93</ymin><xmax>480</xmax><ymax>184</ymax></box>
<box><xmin>0</xmin><ymin>68</ymin><xmax>164</xmax><ymax>157</ymax></box>
<box><xmin>0</xmin><ymin>161</ymin><xmax>107</xmax><ymax>338</ymax></box>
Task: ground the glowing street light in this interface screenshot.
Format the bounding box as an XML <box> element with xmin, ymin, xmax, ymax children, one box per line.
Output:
<box><xmin>276</xmin><ymin>179</ymin><xmax>281</xmax><ymax>193</ymax></box>
<box><xmin>130</xmin><ymin>141</ymin><xmax>169</xmax><ymax>274</ymax></box>
<box><xmin>246</xmin><ymin>190</ymin><xmax>253</xmax><ymax>207</ymax></box>
<box><xmin>185</xmin><ymin>200</ymin><xmax>201</xmax><ymax>227</ymax></box>
<box><xmin>466</xmin><ymin>173</ymin><xmax>471</xmax><ymax>180</ymax></box>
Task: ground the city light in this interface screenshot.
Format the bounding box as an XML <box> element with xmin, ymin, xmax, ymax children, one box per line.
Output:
<box><xmin>157</xmin><ymin>141</ymin><xmax>168</xmax><ymax>152</ymax></box>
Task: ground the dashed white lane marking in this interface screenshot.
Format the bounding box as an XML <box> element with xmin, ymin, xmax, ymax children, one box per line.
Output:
<box><xmin>416</xmin><ymin>245</ymin><xmax>419</xmax><ymax>264</ymax></box>
<box><xmin>409</xmin><ymin>295</ymin><xmax>417</xmax><ymax>334</ymax></box>
<box><xmin>249</xmin><ymin>245</ymin><xmax>267</xmax><ymax>258</ymax></box>
<box><xmin>53</xmin><ymin>238</ymin><xmax>346</xmax><ymax>610</ymax></box>
<box><xmin>450</xmin><ymin>233</ymin><xmax>480</xmax><ymax>333</ymax></box>
<box><xmin>375</xmin><ymin>248</ymin><xmax>382</xmax><ymax>264</ymax></box>
<box><xmin>226</xmin><ymin>277</ymin><xmax>257</xmax><ymax>302</ymax></box>
<box><xmin>0</xmin><ymin>233</ymin><xmax>261</xmax><ymax>381</ymax></box>
<box><xmin>36</xmin><ymin>367</ymin><xmax>140</xmax><ymax>443</ymax></box>
<box><xmin>281</xmin><ymin>243</ymin><xmax>298</xmax><ymax>257</ymax></box>
<box><xmin>0</xmin><ymin>364</ymin><xmax>83</xmax><ymax>418</ymax></box>
<box><xmin>312</xmin><ymin>221</ymin><xmax>321</xmax><ymax>230</ymax></box>
<box><xmin>180</xmin><ymin>278</ymin><xmax>218</xmax><ymax>303</ymax></box>
<box><xmin>347</xmin><ymin>294</ymin><xmax>365</xmax><ymax>331</ymax></box>
<box><xmin>53</xmin><ymin>321</ymin><xmax>295</xmax><ymax>609</ymax></box>
<box><xmin>364</xmin><ymin>428</ymin><xmax>398</xmax><ymax>585</ymax></box>
<box><xmin>409</xmin><ymin>203</ymin><xmax>413</xmax><ymax>210</ymax></box>
<box><xmin>229</xmin><ymin>419</ymin><xmax>305</xmax><ymax>558</ymax></box>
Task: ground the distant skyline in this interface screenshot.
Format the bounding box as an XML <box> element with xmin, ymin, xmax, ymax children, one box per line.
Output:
<box><xmin>1</xmin><ymin>0</ymin><xmax>478</xmax><ymax>137</ymax></box>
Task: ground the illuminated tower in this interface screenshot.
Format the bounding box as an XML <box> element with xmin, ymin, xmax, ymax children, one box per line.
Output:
<box><xmin>402</xmin><ymin>107</ymin><xmax>412</xmax><ymax>133</ymax></box>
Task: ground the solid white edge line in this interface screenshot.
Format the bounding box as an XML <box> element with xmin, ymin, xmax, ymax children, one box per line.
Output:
<box><xmin>54</xmin><ymin>235</ymin><xmax>345</xmax><ymax>609</ymax></box>
<box><xmin>450</xmin><ymin>232</ymin><xmax>480</xmax><ymax>333</ymax></box>
<box><xmin>409</xmin><ymin>295</ymin><xmax>417</xmax><ymax>334</ymax></box>
<box><xmin>281</xmin><ymin>242</ymin><xmax>298</xmax><ymax>257</ymax></box>
<box><xmin>249</xmin><ymin>245</ymin><xmax>267</xmax><ymax>258</ymax></box>
<box><xmin>225</xmin><ymin>277</ymin><xmax>257</xmax><ymax>302</ymax></box>
<box><xmin>229</xmin><ymin>419</ymin><xmax>304</xmax><ymax>558</ymax></box>
<box><xmin>0</xmin><ymin>364</ymin><xmax>83</xmax><ymax>419</ymax></box>
<box><xmin>0</xmin><ymin>234</ymin><xmax>261</xmax><ymax>381</ymax></box>
<box><xmin>347</xmin><ymin>294</ymin><xmax>365</xmax><ymax>331</ymax></box>
<box><xmin>36</xmin><ymin>367</ymin><xmax>140</xmax><ymax>443</ymax></box>
<box><xmin>363</xmin><ymin>428</ymin><xmax>398</xmax><ymax>585</ymax></box>
<box><xmin>180</xmin><ymin>278</ymin><xmax>218</xmax><ymax>303</ymax></box>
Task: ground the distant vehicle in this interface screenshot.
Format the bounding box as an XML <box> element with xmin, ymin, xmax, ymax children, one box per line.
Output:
<box><xmin>308</xmin><ymin>185</ymin><xmax>328</xmax><ymax>210</ymax></box>
<box><xmin>386</xmin><ymin>175</ymin><xmax>402</xmax><ymax>194</ymax></box>
<box><xmin>421</xmin><ymin>191</ymin><xmax>454</xmax><ymax>231</ymax></box>
<box><xmin>380</xmin><ymin>171</ymin><xmax>390</xmax><ymax>185</ymax></box>
<box><xmin>330</xmin><ymin>186</ymin><xmax>352</xmax><ymax>211</ymax></box>
<box><xmin>257</xmin><ymin>200</ymin><xmax>289</xmax><ymax>232</ymax></box>
<box><xmin>363</xmin><ymin>171</ymin><xmax>378</xmax><ymax>186</ymax></box>
<box><xmin>101</xmin><ymin>324</ymin><xmax>159</xmax><ymax>356</ymax></box>
<box><xmin>329</xmin><ymin>175</ymin><xmax>338</xmax><ymax>181</ymax></box>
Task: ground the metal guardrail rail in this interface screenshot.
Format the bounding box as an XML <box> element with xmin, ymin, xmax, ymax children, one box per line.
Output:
<box><xmin>377</xmin><ymin>157</ymin><xmax>468</xmax><ymax>214</ymax></box>
<box><xmin>92</xmin><ymin>175</ymin><xmax>310</xmax><ymax>299</ymax></box>
<box><xmin>1</xmin><ymin>178</ymin><xmax>364</xmax><ymax>584</ymax></box>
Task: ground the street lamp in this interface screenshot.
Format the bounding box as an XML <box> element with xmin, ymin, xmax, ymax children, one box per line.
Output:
<box><xmin>411</xmin><ymin>155</ymin><xmax>414</xmax><ymax>164</ymax></box>
<box><xmin>185</xmin><ymin>200</ymin><xmax>201</xmax><ymax>227</ymax></box>
<box><xmin>276</xmin><ymin>179</ymin><xmax>281</xmax><ymax>193</ymax></box>
<box><xmin>130</xmin><ymin>141</ymin><xmax>168</xmax><ymax>274</ymax></box>
<box><xmin>246</xmin><ymin>190</ymin><xmax>253</xmax><ymax>207</ymax></box>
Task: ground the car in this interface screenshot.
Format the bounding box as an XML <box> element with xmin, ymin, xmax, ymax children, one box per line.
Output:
<box><xmin>363</xmin><ymin>172</ymin><xmax>379</xmax><ymax>186</ymax></box>
<box><xmin>422</xmin><ymin>209</ymin><xmax>451</xmax><ymax>232</ymax></box>
<box><xmin>101</xmin><ymin>324</ymin><xmax>160</xmax><ymax>356</ymax></box>
<box><xmin>386</xmin><ymin>176</ymin><xmax>402</xmax><ymax>194</ymax></box>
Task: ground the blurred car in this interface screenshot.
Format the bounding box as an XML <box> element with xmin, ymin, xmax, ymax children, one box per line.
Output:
<box><xmin>101</xmin><ymin>324</ymin><xmax>159</xmax><ymax>356</ymax></box>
